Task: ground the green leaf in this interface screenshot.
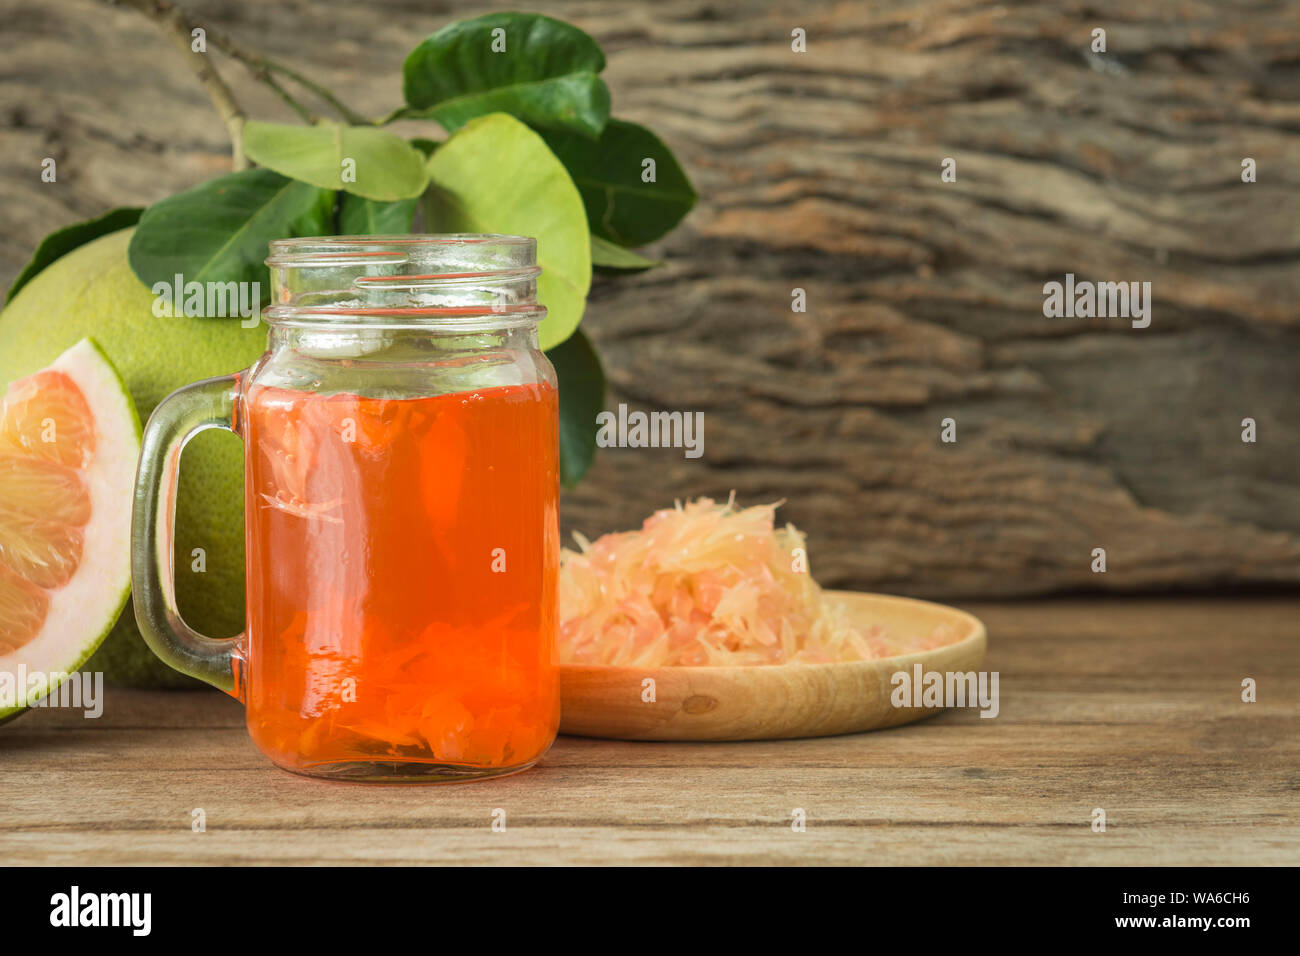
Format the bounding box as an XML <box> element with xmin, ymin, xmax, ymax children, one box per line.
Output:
<box><xmin>128</xmin><ymin>168</ymin><xmax>334</xmax><ymax>305</ymax></box>
<box><xmin>542</xmin><ymin>119</ymin><xmax>697</xmax><ymax>247</ymax></box>
<box><xmin>338</xmin><ymin>195</ymin><xmax>416</xmax><ymax>234</ymax></box>
<box><xmin>243</xmin><ymin>120</ymin><xmax>429</xmax><ymax>201</ymax></box>
<box><xmin>546</xmin><ymin>327</ymin><xmax>604</xmax><ymax>486</ymax></box>
<box><xmin>590</xmin><ymin>234</ymin><xmax>661</xmax><ymax>273</ymax></box>
<box><xmin>423</xmin><ymin>113</ymin><xmax>591</xmax><ymax>351</ymax></box>
<box><xmin>408</xmin><ymin>137</ymin><xmax>440</xmax><ymax>157</ymax></box>
<box><xmin>402</xmin><ymin>13</ymin><xmax>610</xmax><ymax>138</ymax></box>
<box><xmin>6</xmin><ymin>207</ymin><xmax>143</xmax><ymax>303</ymax></box>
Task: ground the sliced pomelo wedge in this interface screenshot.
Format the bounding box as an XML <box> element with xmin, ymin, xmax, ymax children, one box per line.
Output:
<box><xmin>0</xmin><ymin>339</ymin><xmax>140</xmax><ymax>722</ymax></box>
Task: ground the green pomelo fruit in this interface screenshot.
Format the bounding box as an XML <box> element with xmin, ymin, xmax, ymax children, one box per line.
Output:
<box><xmin>0</xmin><ymin>229</ymin><xmax>266</xmax><ymax>687</ymax></box>
<box><xmin>0</xmin><ymin>339</ymin><xmax>141</xmax><ymax>723</ymax></box>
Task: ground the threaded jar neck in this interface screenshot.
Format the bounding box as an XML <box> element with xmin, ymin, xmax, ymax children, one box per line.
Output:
<box><xmin>263</xmin><ymin>234</ymin><xmax>545</xmax><ymax>331</ymax></box>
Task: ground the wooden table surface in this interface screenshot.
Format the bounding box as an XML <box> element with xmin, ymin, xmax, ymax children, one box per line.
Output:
<box><xmin>2</xmin><ymin>597</ymin><xmax>1296</xmax><ymax>866</ymax></box>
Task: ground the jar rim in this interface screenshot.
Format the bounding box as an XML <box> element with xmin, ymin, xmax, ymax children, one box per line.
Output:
<box><xmin>266</xmin><ymin>233</ymin><xmax>536</xmax><ymax>267</ymax></box>
<box><xmin>264</xmin><ymin>233</ymin><xmax>545</xmax><ymax>328</ymax></box>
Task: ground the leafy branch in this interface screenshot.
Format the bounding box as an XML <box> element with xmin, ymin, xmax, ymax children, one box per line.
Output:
<box><xmin>102</xmin><ymin>0</ymin><xmax>370</xmax><ymax>156</ymax></box>
<box><xmin>29</xmin><ymin>6</ymin><xmax>699</xmax><ymax>486</ymax></box>
<box><xmin>205</xmin><ymin>36</ymin><xmax>370</xmax><ymax>126</ymax></box>
<box><xmin>107</xmin><ymin>0</ymin><xmax>249</xmax><ymax>169</ymax></box>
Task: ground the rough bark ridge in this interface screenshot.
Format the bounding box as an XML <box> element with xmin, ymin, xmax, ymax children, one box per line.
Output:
<box><xmin>2</xmin><ymin>0</ymin><xmax>1298</xmax><ymax>598</ymax></box>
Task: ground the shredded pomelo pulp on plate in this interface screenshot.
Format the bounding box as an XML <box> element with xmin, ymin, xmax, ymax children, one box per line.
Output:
<box><xmin>558</xmin><ymin>495</ymin><xmax>956</xmax><ymax>667</ymax></box>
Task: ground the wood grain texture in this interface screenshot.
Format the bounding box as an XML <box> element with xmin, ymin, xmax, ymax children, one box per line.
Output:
<box><xmin>2</xmin><ymin>0</ymin><xmax>1300</xmax><ymax>596</ymax></box>
<box><xmin>1</xmin><ymin>598</ymin><xmax>1296</xmax><ymax>865</ymax></box>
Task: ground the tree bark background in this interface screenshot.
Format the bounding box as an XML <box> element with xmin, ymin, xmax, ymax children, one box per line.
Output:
<box><xmin>2</xmin><ymin>0</ymin><xmax>1298</xmax><ymax>598</ymax></box>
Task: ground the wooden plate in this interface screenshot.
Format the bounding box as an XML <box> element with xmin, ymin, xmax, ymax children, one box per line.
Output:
<box><xmin>558</xmin><ymin>591</ymin><xmax>987</xmax><ymax>741</ymax></box>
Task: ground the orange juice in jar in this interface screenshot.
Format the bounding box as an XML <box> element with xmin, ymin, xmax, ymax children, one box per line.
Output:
<box><xmin>132</xmin><ymin>236</ymin><xmax>561</xmax><ymax>781</ymax></box>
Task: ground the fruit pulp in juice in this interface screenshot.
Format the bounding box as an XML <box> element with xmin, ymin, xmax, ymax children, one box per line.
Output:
<box><xmin>241</xmin><ymin>381</ymin><xmax>559</xmax><ymax>775</ymax></box>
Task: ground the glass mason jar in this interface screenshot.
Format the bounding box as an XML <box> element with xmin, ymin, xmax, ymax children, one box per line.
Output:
<box><xmin>132</xmin><ymin>235</ymin><xmax>561</xmax><ymax>782</ymax></box>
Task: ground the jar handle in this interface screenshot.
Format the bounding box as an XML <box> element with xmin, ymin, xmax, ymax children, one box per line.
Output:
<box><xmin>131</xmin><ymin>374</ymin><xmax>246</xmax><ymax>699</ymax></box>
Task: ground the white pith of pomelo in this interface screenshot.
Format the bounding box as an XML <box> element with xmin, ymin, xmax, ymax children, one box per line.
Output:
<box><xmin>0</xmin><ymin>339</ymin><xmax>141</xmax><ymax>721</ymax></box>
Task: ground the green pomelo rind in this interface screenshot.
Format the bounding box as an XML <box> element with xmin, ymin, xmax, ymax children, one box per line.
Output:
<box><xmin>0</xmin><ymin>229</ymin><xmax>266</xmax><ymax>688</ymax></box>
<box><xmin>0</xmin><ymin>338</ymin><xmax>142</xmax><ymax>723</ymax></box>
